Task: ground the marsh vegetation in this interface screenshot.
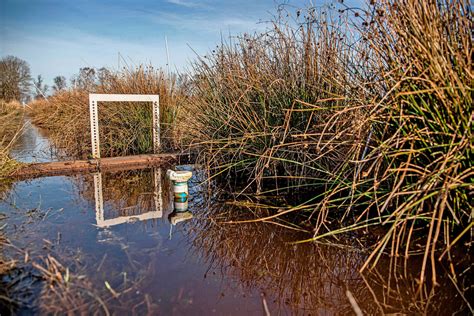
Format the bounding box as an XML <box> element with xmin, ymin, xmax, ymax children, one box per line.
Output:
<box><xmin>187</xmin><ymin>0</ymin><xmax>473</xmax><ymax>293</ymax></box>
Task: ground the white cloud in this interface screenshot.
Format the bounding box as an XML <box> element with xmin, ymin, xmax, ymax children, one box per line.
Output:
<box><xmin>1</xmin><ymin>0</ymin><xmax>274</xmax><ymax>86</ymax></box>
<box><xmin>166</xmin><ymin>0</ymin><xmax>204</xmax><ymax>8</ymax></box>
<box><xmin>143</xmin><ymin>10</ymin><xmax>267</xmax><ymax>34</ymax></box>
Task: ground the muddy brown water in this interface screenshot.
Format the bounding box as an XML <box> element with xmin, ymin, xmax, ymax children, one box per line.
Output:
<box><xmin>0</xmin><ymin>124</ymin><xmax>471</xmax><ymax>315</ymax></box>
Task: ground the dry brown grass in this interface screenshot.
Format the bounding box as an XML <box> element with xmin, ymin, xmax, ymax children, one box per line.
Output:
<box><xmin>0</xmin><ymin>208</ymin><xmax>162</xmax><ymax>314</ymax></box>
<box><xmin>0</xmin><ymin>100</ymin><xmax>24</xmax><ymax>180</ymax></box>
<box><xmin>28</xmin><ymin>65</ymin><xmax>186</xmax><ymax>159</ymax></box>
<box><xmin>0</xmin><ymin>100</ymin><xmax>23</xmax><ymax>143</ymax></box>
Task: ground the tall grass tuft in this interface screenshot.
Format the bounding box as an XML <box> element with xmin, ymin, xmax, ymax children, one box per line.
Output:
<box><xmin>188</xmin><ymin>0</ymin><xmax>472</xmax><ymax>287</ymax></box>
<box><xmin>28</xmin><ymin>65</ymin><xmax>184</xmax><ymax>159</ymax></box>
<box><xmin>352</xmin><ymin>0</ymin><xmax>473</xmax><ymax>285</ymax></box>
<box><xmin>186</xmin><ymin>8</ymin><xmax>371</xmax><ymax>191</ymax></box>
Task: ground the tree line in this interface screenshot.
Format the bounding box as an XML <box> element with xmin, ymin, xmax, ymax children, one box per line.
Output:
<box><xmin>1</xmin><ymin>55</ymin><xmax>68</xmax><ymax>103</ymax></box>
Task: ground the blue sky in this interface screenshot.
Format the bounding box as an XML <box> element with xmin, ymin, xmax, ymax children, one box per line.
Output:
<box><xmin>1</xmin><ymin>0</ymin><xmax>360</xmax><ymax>86</ymax></box>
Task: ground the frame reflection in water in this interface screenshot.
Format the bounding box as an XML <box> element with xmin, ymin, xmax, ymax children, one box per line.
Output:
<box><xmin>94</xmin><ymin>168</ymin><xmax>163</xmax><ymax>227</ymax></box>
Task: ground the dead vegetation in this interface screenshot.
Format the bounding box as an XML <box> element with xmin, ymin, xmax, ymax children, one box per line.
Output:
<box><xmin>0</xmin><ymin>203</ymin><xmax>163</xmax><ymax>315</ymax></box>
<box><xmin>0</xmin><ymin>100</ymin><xmax>24</xmax><ymax>184</ymax></box>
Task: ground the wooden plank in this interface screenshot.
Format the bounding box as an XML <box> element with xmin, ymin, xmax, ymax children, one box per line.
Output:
<box><xmin>10</xmin><ymin>153</ymin><xmax>181</xmax><ymax>179</ymax></box>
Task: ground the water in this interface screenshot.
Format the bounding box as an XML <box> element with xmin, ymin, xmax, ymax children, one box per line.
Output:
<box><xmin>2</xmin><ymin>167</ymin><xmax>272</xmax><ymax>314</ymax></box>
<box><xmin>0</xmin><ymin>129</ymin><xmax>471</xmax><ymax>314</ymax></box>
<box><xmin>10</xmin><ymin>120</ymin><xmax>55</xmax><ymax>163</ymax></box>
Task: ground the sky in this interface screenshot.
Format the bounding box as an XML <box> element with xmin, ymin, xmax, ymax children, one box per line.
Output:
<box><xmin>0</xmin><ymin>0</ymin><xmax>360</xmax><ymax>87</ymax></box>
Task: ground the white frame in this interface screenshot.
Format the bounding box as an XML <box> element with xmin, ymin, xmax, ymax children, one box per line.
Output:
<box><xmin>89</xmin><ymin>94</ymin><xmax>160</xmax><ymax>158</ymax></box>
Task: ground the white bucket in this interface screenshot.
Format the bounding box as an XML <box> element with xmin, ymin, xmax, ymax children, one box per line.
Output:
<box><xmin>167</xmin><ymin>170</ymin><xmax>193</xmax><ymax>211</ymax></box>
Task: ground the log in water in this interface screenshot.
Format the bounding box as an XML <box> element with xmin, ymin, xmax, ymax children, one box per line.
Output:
<box><xmin>10</xmin><ymin>153</ymin><xmax>182</xmax><ymax>178</ymax></box>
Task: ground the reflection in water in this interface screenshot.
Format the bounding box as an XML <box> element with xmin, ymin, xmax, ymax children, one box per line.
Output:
<box><xmin>10</xmin><ymin>120</ymin><xmax>56</xmax><ymax>163</ymax></box>
<box><xmin>190</xmin><ymin>215</ymin><xmax>365</xmax><ymax>314</ymax></box>
<box><xmin>189</xmin><ymin>203</ymin><xmax>470</xmax><ymax>315</ymax></box>
<box><xmin>168</xmin><ymin>211</ymin><xmax>193</xmax><ymax>226</ymax></box>
<box><xmin>93</xmin><ymin>169</ymin><xmax>163</xmax><ymax>227</ymax></box>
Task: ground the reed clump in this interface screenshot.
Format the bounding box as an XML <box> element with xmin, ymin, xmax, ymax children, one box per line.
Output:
<box><xmin>349</xmin><ymin>0</ymin><xmax>472</xmax><ymax>285</ymax></box>
<box><xmin>28</xmin><ymin>65</ymin><xmax>185</xmax><ymax>159</ymax></box>
<box><xmin>186</xmin><ymin>8</ymin><xmax>370</xmax><ymax>190</ymax></box>
<box><xmin>188</xmin><ymin>0</ymin><xmax>472</xmax><ymax>288</ymax></box>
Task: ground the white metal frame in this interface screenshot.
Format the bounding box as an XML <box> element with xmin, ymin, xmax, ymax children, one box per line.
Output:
<box><xmin>94</xmin><ymin>169</ymin><xmax>163</xmax><ymax>228</ymax></box>
<box><xmin>89</xmin><ymin>94</ymin><xmax>160</xmax><ymax>158</ymax></box>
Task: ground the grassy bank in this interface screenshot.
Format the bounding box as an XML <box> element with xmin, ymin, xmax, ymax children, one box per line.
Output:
<box><xmin>187</xmin><ymin>0</ymin><xmax>472</xmax><ymax>287</ymax></box>
<box><xmin>0</xmin><ymin>100</ymin><xmax>23</xmax><ymax>180</ymax></box>
<box><xmin>0</xmin><ymin>100</ymin><xmax>24</xmax><ymax>311</ymax></box>
<box><xmin>28</xmin><ymin>65</ymin><xmax>185</xmax><ymax>159</ymax></box>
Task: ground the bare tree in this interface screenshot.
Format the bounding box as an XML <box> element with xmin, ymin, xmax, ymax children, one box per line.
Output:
<box><xmin>52</xmin><ymin>75</ymin><xmax>67</xmax><ymax>92</ymax></box>
<box><xmin>71</xmin><ymin>67</ymin><xmax>96</xmax><ymax>91</ymax></box>
<box><xmin>33</xmin><ymin>75</ymin><xmax>49</xmax><ymax>99</ymax></box>
<box><xmin>97</xmin><ymin>67</ymin><xmax>112</xmax><ymax>86</ymax></box>
<box><xmin>0</xmin><ymin>55</ymin><xmax>32</xmax><ymax>102</ymax></box>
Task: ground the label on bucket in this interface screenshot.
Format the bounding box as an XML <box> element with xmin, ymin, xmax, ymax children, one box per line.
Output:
<box><xmin>174</xmin><ymin>192</ymin><xmax>188</xmax><ymax>203</ymax></box>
